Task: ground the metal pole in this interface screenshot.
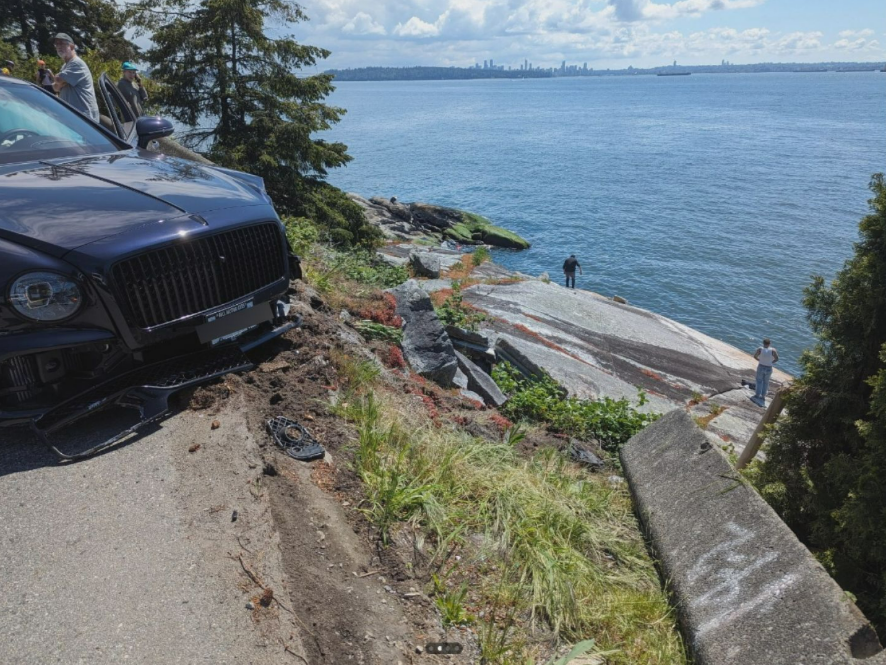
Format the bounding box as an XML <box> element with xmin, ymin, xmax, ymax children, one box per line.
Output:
<box><xmin>736</xmin><ymin>388</ymin><xmax>789</xmax><ymax>470</ymax></box>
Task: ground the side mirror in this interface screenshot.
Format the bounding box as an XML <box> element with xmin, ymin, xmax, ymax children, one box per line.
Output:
<box><xmin>135</xmin><ymin>116</ymin><xmax>174</xmax><ymax>149</ymax></box>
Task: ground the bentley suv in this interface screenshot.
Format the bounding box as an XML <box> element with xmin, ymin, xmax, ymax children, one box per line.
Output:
<box><xmin>0</xmin><ymin>74</ymin><xmax>300</xmax><ymax>457</ymax></box>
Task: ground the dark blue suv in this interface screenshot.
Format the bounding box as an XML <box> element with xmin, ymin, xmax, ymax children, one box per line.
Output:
<box><xmin>0</xmin><ymin>74</ymin><xmax>300</xmax><ymax>457</ymax></box>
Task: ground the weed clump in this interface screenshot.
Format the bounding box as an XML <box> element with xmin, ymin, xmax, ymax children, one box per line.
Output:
<box><xmin>435</xmin><ymin>281</ymin><xmax>487</xmax><ymax>331</ymax></box>
<box><xmin>492</xmin><ymin>362</ymin><xmax>657</xmax><ymax>452</ymax></box>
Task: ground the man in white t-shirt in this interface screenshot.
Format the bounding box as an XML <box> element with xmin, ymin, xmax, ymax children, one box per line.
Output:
<box><xmin>752</xmin><ymin>338</ymin><xmax>778</xmax><ymax>404</ymax></box>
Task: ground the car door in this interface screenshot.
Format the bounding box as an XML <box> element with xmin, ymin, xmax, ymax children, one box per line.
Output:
<box><xmin>97</xmin><ymin>72</ymin><xmax>137</xmax><ymax>145</ymax></box>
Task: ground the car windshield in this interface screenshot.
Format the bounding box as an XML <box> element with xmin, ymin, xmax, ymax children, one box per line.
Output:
<box><xmin>0</xmin><ymin>84</ymin><xmax>122</xmax><ymax>165</ymax></box>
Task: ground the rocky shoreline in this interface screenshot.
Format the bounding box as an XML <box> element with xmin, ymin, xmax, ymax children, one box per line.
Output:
<box><xmin>363</xmin><ymin>199</ymin><xmax>791</xmax><ymax>456</ymax></box>
<box><xmin>349</xmin><ymin>194</ymin><xmax>531</xmax><ymax>249</ymax></box>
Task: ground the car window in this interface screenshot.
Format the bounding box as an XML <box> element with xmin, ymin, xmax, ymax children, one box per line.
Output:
<box><xmin>0</xmin><ymin>84</ymin><xmax>122</xmax><ymax>165</ymax></box>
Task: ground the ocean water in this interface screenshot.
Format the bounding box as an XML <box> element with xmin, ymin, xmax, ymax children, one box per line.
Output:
<box><xmin>324</xmin><ymin>73</ymin><xmax>886</xmax><ymax>375</ymax></box>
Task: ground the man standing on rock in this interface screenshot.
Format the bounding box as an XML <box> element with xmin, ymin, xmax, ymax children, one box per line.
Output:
<box><xmin>563</xmin><ymin>254</ymin><xmax>583</xmax><ymax>289</ymax></box>
<box><xmin>752</xmin><ymin>338</ymin><xmax>778</xmax><ymax>405</ymax></box>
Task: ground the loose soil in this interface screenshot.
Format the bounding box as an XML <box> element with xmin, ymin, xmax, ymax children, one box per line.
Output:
<box><xmin>184</xmin><ymin>282</ymin><xmax>546</xmax><ymax>664</ymax></box>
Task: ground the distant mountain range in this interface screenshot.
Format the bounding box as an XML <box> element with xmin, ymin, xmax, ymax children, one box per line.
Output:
<box><xmin>327</xmin><ymin>62</ymin><xmax>886</xmax><ymax>82</ymax></box>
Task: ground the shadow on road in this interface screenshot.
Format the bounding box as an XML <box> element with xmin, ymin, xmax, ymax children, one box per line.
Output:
<box><xmin>0</xmin><ymin>407</ymin><xmax>164</xmax><ymax>476</ymax></box>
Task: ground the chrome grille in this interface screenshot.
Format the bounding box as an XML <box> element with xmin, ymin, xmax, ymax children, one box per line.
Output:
<box><xmin>112</xmin><ymin>223</ymin><xmax>285</xmax><ymax>329</ymax></box>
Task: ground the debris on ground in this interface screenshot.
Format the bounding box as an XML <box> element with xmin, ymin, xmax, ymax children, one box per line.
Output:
<box><xmin>266</xmin><ymin>417</ymin><xmax>326</xmax><ymax>462</ymax></box>
<box><xmin>569</xmin><ymin>442</ymin><xmax>605</xmax><ymax>470</ymax></box>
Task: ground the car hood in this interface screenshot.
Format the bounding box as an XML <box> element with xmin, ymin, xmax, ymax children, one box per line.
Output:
<box><xmin>0</xmin><ymin>151</ymin><xmax>268</xmax><ymax>257</ymax></box>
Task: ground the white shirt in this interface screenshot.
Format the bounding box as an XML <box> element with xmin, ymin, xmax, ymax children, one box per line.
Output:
<box><xmin>757</xmin><ymin>347</ymin><xmax>776</xmax><ymax>367</ymax></box>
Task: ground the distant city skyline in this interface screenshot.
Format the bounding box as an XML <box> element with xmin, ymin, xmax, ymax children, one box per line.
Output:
<box><xmin>289</xmin><ymin>0</ymin><xmax>885</xmax><ymax>72</ymax></box>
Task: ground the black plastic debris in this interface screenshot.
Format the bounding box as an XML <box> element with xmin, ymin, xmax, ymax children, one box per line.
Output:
<box><xmin>569</xmin><ymin>443</ymin><xmax>604</xmax><ymax>471</ymax></box>
<box><xmin>266</xmin><ymin>417</ymin><xmax>326</xmax><ymax>462</ymax></box>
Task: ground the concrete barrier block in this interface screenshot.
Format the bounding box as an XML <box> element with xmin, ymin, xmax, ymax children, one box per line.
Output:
<box><xmin>620</xmin><ymin>409</ymin><xmax>884</xmax><ymax>665</ymax></box>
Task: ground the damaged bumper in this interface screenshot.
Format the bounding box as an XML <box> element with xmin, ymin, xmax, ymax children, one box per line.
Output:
<box><xmin>20</xmin><ymin>316</ymin><xmax>299</xmax><ymax>461</ymax></box>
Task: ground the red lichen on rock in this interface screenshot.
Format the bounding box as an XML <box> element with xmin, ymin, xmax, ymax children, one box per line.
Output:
<box><xmin>511</xmin><ymin>323</ymin><xmax>591</xmax><ymax>365</ymax></box>
<box><xmin>640</xmin><ymin>368</ymin><xmax>665</xmax><ymax>382</ymax></box>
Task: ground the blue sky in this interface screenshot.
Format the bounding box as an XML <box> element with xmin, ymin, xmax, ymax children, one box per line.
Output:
<box><xmin>287</xmin><ymin>0</ymin><xmax>886</xmax><ymax>70</ymax></box>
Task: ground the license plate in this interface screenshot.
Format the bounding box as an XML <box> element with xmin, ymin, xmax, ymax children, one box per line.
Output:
<box><xmin>211</xmin><ymin>324</ymin><xmax>258</xmax><ymax>347</ymax></box>
<box><xmin>196</xmin><ymin>299</ymin><xmax>271</xmax><ymax>345</ymax></box>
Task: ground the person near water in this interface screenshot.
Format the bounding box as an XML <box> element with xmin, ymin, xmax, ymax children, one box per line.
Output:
<box><xmin>562</xmin><ymin>254</ymin><xmax>583</xmax><ymax>289</ymax></box>
<box><xmin>117</xmin><ymin>61</ymin><xmax>148</xmax><ymax>116</ymax></box>
<box><xmin>51</xmin><ymin>33</ymin><xmax>100</xmax><ymax>122</ymax></box>
<box><xmin>36</xmin><ymin>60</ymin><xmax>55</xmax><ymax>93</ymax></box>
<box><xmin>752</xmin><ymin>338</ymin><xmax>779</xmax><ymax>404</ymax></box>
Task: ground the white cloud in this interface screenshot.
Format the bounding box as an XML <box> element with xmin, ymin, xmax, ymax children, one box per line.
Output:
<box><xmin>833</xmin><ymin>29</ymin><xmax>879</xmax><ymax>51</ymax></box>
<box><xmin>610</xmin><ymin>0</ymin><xmax>765</xmax><ymax>23</ymax></box>
<box><xmin>393</xmin><ymin>16</ymin><xmax>441</xmax><ymax>38</ymax></box>
<box><xmin>295</xmin><ymin>0</ymin><xmax>885</xmax><ymax>68</ymax></box>
<box><xmin>342</xmin><ymin>12</ymin><xmax>386</xmax><ymax>36</ymax></box>
<box><xmin>838</xmin><ymin>29</ymin><xmax>874</xmax><ymax>38</ymax></box>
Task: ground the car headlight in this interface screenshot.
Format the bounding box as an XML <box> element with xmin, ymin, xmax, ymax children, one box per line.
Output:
<box><xmin>9</xmin><ymin>272</ymin><xmax>83</xmax><ymax>322</ymax></box>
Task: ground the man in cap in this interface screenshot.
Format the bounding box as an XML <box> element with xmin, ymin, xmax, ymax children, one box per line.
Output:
<box><xmin>51</xmin><ymin>33</ymin><xmax>100</xmax><ymax>122</ymax></box>
<box><xmin>36</xmin><ymin>59</ymin><xmax>55</xmax><ymax>93</ymax></box>
<box><xmin>117</xmin><ymin>62</ymin><xmax>148</xmax><ymax>116</ymax></box>
<box><xmin>1</xmin><ymin>60</ymin><xmax>14</xmax><ymax>76</ymax></box>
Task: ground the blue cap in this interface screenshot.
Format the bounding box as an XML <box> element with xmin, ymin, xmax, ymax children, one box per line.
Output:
<box><xmin>122</xmin><ymin>61</ymin><xmax>138</xmax><ymax>71</ymax></box>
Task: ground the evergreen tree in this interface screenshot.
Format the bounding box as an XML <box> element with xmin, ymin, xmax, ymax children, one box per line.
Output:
<box><xmin>754</xmin><ymin>174</ymin><xmax>886</xmax><ymax>633</ymax></box>
<box><xmin>0</xmin><ymin>0</ymin><xmax>136</xmax><ymax>60</ymax></box>
<box><xmin>135</xmin><ymin>0</ymin><xmax>377</xmax><ymax>246</ymax></box>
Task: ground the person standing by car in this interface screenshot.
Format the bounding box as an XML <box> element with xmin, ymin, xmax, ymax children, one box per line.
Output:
<box><xmin>117</xmin><ymin>62</ymin><xmax>148</xmax><ymax>116</ymax></box>
<box><xmin>1</xmin><ymin>60</ymin><xmax>15</xmax><ymax>76</ymax></box>
<box><xmin>36</xmin><ymin>60</ymin><xmax>55</xmax><ymax>93</ymax></box>
<box><xmin>51</xmin><ymin>33</ymin><xmax>100</xmax><ymax>122</ymax></box>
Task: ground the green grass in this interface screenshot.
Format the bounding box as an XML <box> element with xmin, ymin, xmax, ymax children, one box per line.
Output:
<box><xmin>353</xmin><ymin>320</ymin><xmax>403</xmax><ymax>343</ymax></box>
<box><xmin>336</xmin><ymin>373</ymin><xmax>686</xmax><ymax>664</ymax></box>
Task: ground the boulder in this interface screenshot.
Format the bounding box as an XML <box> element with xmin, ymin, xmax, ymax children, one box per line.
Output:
<box><xmin>409</xmin><ymin>251</ymin><xmax>441</xmax><ymax>279</ymax></box>
<box><xmin>389</xmin><ymin>280</ymin><xmax>458</xmax><ymax>387</ymax></box>
<box><xmin>369</xmin><ymin>196</ymin><xmax>412</xmax><ymax>222</ymax></box>
<box><xmin>460</xmin><ymin>389</ymin><xmax>486</xmax><ymax>405</ymax></box>
<box><xmin>445</xmin><ymin>325</ymin><xmax>493</xmax><ymax>350</ymax></box>
<box><xmin>455</xmin><ymin>351</ymin><xmax>507</xmax><ymax>408</ymax></box>
<box><xmin>453</xmin><ymin>369</ymin><xmax>469</xmax><ymax>390</ymax></box>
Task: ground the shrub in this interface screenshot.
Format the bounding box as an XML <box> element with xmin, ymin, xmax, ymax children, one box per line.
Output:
<box><xmin>472</xmin><ymin>246</ymin><xmax>491</xmax><ymax>264</ymax></box>
<box><xmin>281</xmin><ymin>216</ymin><xmax>320</xmax><ymax>255</ymax></box>
<box><xmin>492</xmin><ymin>362</ymin><xmax>657</xmax><ymax>452</ymax></box>
<box><xmin>751</xmin><ymin>174</ymin><xmax>886</xmax><ymax>634</ymax></box>
<box><xmin>435</xmin><ymin>280</ymin><xmax>487</xmax><ymax>331</ymax></box>
<box><xmin>338</xmin><ymin>249</ymin><xmax>408</xmax><ymax>288</ymax></box>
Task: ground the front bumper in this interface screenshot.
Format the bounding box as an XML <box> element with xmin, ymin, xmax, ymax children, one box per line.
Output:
<box><xmin>23</xmin><ymin>317</ymin><xmax>298</xmax><ymax>461</ymax></box>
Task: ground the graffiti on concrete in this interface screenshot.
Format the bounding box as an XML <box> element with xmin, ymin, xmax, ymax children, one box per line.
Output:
<box><xmin>687</xmin><ymin>521</ymin><xmax>800</xmax><ymax>640</ymax></box>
